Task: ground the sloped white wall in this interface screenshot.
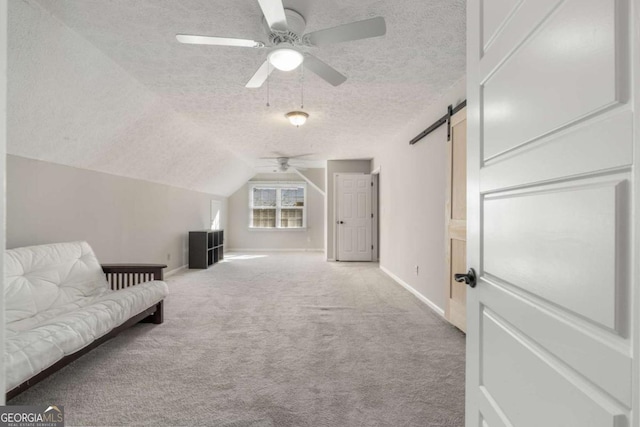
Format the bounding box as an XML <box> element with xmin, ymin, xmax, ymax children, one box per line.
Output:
<box><xmin>7</xmin><ymin>155</ymin><xmax>226</xmax><ymax>272</ymax></box>
<box><xmin>8</xmin><ymin>0</ymin><xmax>253</xmax><ymax>196</ymax></box>
<box><xmin>372</xmin><ymin>79</ymin><xmax>466</xmax><ymax>312</ymax></box>
<box><xmin>296</xmin><ymin>168</ymin><xmax>326</xmax><ymax>194</ymax></box>
<box><xmin>227</xmin><ymin>172</ymin><xmax>325</xmax><ymax>251</ymax></box>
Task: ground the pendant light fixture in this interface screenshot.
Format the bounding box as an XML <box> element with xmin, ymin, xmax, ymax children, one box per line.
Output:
<box><xmin>285</xmin><ymin>111</ymin><xmax>309</xmax><ymax>127</ymax></box>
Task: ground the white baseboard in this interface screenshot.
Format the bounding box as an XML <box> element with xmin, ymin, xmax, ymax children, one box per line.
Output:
<box><xmin>228</xmin><ymin>248</ymin><xmax>324</xmax><ymax>252</ymax></box>
<box><xmin>165</xmin><ymin>264</ymin><xmax>188</xmax><ymax>278</ymax></box>
<box><xmin>380</xmin><ymin>265</ymin><xmax>445</xmax><ymax>318</ymax></box>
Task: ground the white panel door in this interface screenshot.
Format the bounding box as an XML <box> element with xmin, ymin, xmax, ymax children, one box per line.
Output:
<box><xmin>466</xmin><ymin>0</ymin><xmax>637</xmax><ymax>426</ymax></box>
<box><xmin>336</xmin><ymin>174</ymin><xmax>372</xmax><ymax>262</ymax></box>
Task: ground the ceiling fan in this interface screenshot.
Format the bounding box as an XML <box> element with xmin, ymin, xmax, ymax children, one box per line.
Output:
<box><xmin>259</xmin><ymin>154</ymin><xmax>310</xmax><ymax>172</ymax></box>
<box><xmin>176</xmin><ymin>0</ymin><xmax>386</xmax><ymax>88</ymax></box>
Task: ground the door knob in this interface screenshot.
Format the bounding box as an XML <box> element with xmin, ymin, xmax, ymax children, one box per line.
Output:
<box><xmin>454</xmin><ymin>268</ymin><xmax>477</xmax><ymax>288</ymax></box>
<box><xmin>338</xmin><ymin>221</ymin><xmax>344</xmax><ymax>224</ymax></box>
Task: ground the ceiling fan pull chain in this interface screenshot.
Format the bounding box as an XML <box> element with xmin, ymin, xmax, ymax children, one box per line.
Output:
<box><xmin>300</xmin><ymin>63</ymin><xmax>304</xmax><ymax>109</ymax></box>
<box><xmin>266</xmin><ymin>61</ymin><xmax>271</xmax><ymax>107</ymax></box>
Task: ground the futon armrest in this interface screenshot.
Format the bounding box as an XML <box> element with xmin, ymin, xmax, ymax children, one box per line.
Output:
<box><xmin>101</xmin><ymin>264</ymin><xmax>167</xmax><ymax>290</ymax></box>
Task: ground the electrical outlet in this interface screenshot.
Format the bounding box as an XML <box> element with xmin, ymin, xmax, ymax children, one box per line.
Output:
<box><xmin>167</xmin><ymin>253</ymin><xmax>171</xmax><ymax>261</ymax></box>
<box><xmin>415</xmin><ymin>265</ymin><xmax>419</xmax><ymax>275</ymax></box>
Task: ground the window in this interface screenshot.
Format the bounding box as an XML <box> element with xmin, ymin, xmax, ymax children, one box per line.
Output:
<box><xmin>249</xmin><ymin>182</ymin><xmax>307</xmax><ymax>229</ymax></box>
<box><xmin>210</xmin><ymin>200</ymin><xmax>221</xmax><ymax>230</ymax></box>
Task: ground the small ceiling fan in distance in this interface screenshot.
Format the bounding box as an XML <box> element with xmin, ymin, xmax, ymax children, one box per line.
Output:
<box><xmin>176</xmin><ymin>0</ymin><xmax>386</xmax><ymax>88</ymax></box>
<box><xmin>258</xmin><ymin>154</ymin><xmax>312</xmax><ymax>172</ymax></box>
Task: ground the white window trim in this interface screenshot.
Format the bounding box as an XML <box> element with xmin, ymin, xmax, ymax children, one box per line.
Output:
<box><xmin>248</xmin><ymin>181</ymin><xmax>307</xmax><ymax>230</ymax></box>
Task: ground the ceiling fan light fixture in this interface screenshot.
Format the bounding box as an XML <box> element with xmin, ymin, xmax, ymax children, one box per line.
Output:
<box><xmin>268</xmin><ymin>48</ymin><xmax>304</xmax><ymax>71</ymax></box>
<box><xmin>285</xmin><ymin>111</ymin><xmax>309</xmax><ymax>127</ymax></box>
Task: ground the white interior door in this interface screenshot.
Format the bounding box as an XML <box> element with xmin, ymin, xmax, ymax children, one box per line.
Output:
<box><xmin>336</xmin><ymin>174</ymin><xmax>372</xmax><ymax>261</ymax></box>
<box><xmin>466</xmin><ymin>0</ymin><xmax>637</xmax><ymax>426</ymax></box>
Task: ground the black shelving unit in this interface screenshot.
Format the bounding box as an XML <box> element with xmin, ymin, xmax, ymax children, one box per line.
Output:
<box><xmin>189</xmin><ymin>230</ymin><xmax>224</xmax><ymax>269</ymax></box>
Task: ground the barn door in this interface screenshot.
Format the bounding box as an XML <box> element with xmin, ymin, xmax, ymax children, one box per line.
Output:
<box><xmin>445</xmin><ymin>107</ymin><xmax>467</xmax><ymax>332</ymax></box>
<box><xmin>466</xmin><ymin>0</ymin><xmax>637</xmax><ymax>426</ymax></box>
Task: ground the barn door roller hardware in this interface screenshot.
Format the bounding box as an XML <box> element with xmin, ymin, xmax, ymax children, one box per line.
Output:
<box><xmin>409</xmin><ymin>100</ymin><xmax>467</xmax><ymax>145</ymax></box>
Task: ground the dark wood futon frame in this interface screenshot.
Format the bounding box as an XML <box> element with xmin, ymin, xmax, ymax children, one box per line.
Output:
<box><xmin>6</xmin><ymin>263</ymin><xmax>167</xmax><ymax>401</ymax></box>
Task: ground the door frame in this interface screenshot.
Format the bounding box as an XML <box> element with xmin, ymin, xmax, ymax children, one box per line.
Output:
<box><xmin>371</xmin><ymin>167</ymin><xmax>380</xmax><ymax>262</ymax></box>
<box><xmin>0</xmin><ymin>0</ymin><xmax>7</xmax><ymax>404</ymax></box>
<box><xmin>632</xmin><ymin>0</ymin><xmax>639</xmax><ymax>420</ymax></box>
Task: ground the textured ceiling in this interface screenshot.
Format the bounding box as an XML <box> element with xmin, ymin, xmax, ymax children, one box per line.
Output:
<box><xmin>10</xmin><ymin>0</ymin><xmax>465</xmax><ymax>195</ymax></box>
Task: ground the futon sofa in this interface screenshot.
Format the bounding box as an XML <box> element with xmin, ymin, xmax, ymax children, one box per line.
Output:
<box><xmin>5</xmin><ymin>241</ymin><xmax>169</xmax><ymax>399</ymax></box>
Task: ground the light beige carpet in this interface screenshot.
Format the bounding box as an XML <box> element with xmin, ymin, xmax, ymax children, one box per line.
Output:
<box><xmin>10</xmin><ymin>252</ymin><xmax>465</xmax><ymax>426</ymax></box>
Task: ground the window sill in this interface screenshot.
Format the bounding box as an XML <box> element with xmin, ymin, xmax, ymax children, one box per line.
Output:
<box><xmin>248</xmin><ymin>227</ymin><xmax>308</xmax><ymax>232</ymax></box>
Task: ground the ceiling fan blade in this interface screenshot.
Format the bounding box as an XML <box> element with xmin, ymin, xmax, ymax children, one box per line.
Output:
<box><xmin>287</xmin><ymin>153</ymin><xmax>314</xmax><ymax>159</ymax></box>
<box><xmin>257</xmin><ymin>0</ymin><xmax>288</xmax><ymax>31</ymax></box>
<box><xmin>260</xmin><ymin>153</ymin><xmax>313</xmax><ymax>159</ymax></box>
<box><xmin>305</xmin><ymin>17</ymin><xmax>386</xmax><ymax>46</ymax></box>
<box><xmin>246</xmin><ymin>60</ymin><xmax>274</xmax><ymax>88</ymax></box>
<box><xmin>303</xmin><ymin>54</ymin><xmax>347</xmax><ymax>87</ymax></box>
<box><xmin>176</xmin><ymin>34</ymin><xmax>264</xmax><ymax>48</ymax></box>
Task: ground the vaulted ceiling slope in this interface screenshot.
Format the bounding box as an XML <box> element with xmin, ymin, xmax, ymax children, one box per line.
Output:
<box><xmin>8</xmin><ymin>0</ymin><xmax>465</xmax><ymax>196</ymax></box>
<box><xmin>9</xmin><ymin>0</ymin><xmax>256</xmax><ymax>196</ymax></box>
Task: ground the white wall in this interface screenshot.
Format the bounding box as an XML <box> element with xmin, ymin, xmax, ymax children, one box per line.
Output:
<box><xmin>7</xmin><ymin>155</ymin><xmax>227</xmax><ymax>272</ymax></box>
<box><xmin>373</xmin><ymin>79</ymin><xmax>465</xmax><ymax>312</ymax></box>
<box><xmin>227</xmin><ymin>172</ymin><xmax>325</xmax><ymax>251</ymax></box>
<box><xmin>1</xmin><ymin>0</ymin><xmax>7</xmax><ymax>405</ymax></box>
<box><xmin>326</xmin><ymin>160</ymin><xmax>372</xmax><ymax>260</ymax></box>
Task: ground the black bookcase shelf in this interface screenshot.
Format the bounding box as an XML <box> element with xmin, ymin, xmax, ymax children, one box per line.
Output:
<box><xmin>189</xmin><ymin>230</ymin><xmax>224</xmax><ymax>269</ymax></box>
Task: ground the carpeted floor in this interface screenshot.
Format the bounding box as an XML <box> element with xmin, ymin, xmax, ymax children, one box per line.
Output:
<box><xmin>10</xmin><ymin>252</ymin><xmax>465</xmax><ymax>426</ymax></box>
